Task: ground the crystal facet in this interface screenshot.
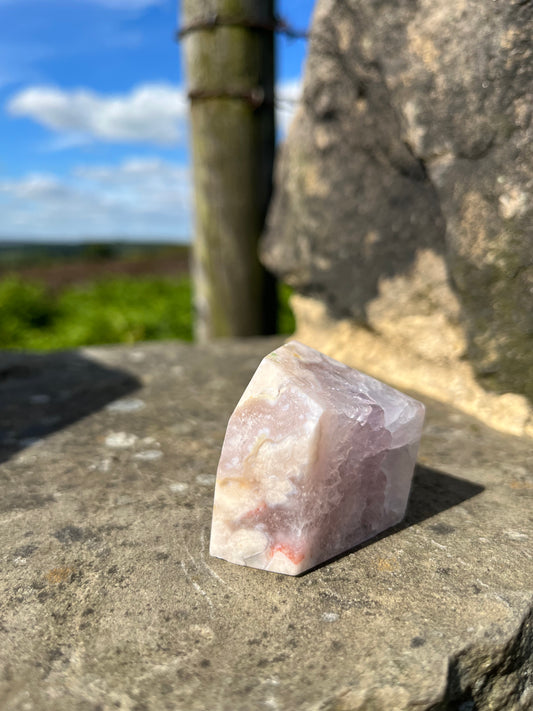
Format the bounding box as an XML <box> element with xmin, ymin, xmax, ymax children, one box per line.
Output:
<box><xmin>209</xmin><ymin>341</ymin><xmax>425</xmax><ymax>575</ymax></box>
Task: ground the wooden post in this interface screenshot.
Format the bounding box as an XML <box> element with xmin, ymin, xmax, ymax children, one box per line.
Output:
<box><xmin>181</xmin><ymin>0</ymin><xmax>277</xmax><ymax>340</ymax></box>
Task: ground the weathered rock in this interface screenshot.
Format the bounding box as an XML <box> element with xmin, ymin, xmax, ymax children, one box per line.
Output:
<box><xmin>0</xmin><ymin>339</ymin><xmax>531</xmax><ymax>710</ymax></box>
<box><xmin>211</xmin><ymin>341</ymin><xmax>425</xmax><ymax>575</ymax></box>
<box><xmin>262</xmin><ymin>0</ymin><xmax>533</xmax><ymax>428</ymax></box>
<box><xmin>290</xmin><ymin>292</ymin><xmax>533</xmax><ymax>439</ymax></box>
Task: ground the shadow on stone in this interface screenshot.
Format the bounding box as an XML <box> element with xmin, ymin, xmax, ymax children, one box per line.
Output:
<box><xmin>304</xmin><ymin>464</ymin><xmax>484</xmax><ymax>575</ymax></box>
<box><xmin>402</xmin><ymin>464</ymin><xmax>484</xmax><ymax>528</ymax></box>
<box><xmin>0</xmin><ymin>350</ymin><xmax>140</xmax><ymax>465</ymax></box>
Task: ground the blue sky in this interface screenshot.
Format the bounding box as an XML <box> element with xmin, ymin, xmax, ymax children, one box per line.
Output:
<box><xmin>0</xmin><ymin>0</ymin><xmax>314</xmax><ymax>242</ymax></box>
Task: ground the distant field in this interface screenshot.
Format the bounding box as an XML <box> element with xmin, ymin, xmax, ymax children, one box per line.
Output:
<box><xmin>0</xmin><ymin>244</ymin><xmax>295</xmax><ymax>349</ymax></box>
<box><xmin>0</xmin><ymin>242</ymin><xmax>190</xmax><ymax>288</ymax></box>
<box><xmin>0</xmin><ymin>241</ymin><xmax>190</xmax><ymax>268</ymax></box>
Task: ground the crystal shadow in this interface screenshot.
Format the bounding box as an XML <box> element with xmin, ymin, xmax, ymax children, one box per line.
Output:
<box><xmin>402</xmin><ymin>464</ymin><xmax>484</xmax><ymax>529</ymax></box>
<box><xmin>300</xmin><ymin>464</ymin><xmax>485</xmax><ymax>575</ymax></box>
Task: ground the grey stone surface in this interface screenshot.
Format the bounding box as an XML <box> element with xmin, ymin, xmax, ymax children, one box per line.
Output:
<box><xmin>262</xmin><ymin>0</ymin><xmax>533</xmax><ymax>402</ymax></box>
<box><xmin>0</xmin><ymin>339</ymin><xmax>532</xmax><ymax>710</ymax></box>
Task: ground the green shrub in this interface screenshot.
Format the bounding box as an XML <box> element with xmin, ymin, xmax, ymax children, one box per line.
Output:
<box><xmin>54</xmin><ymin>277</ymin><xmax>193</xmax><ymax>347</ymax></box>
<box><xmin>278</xmin><ymin>282</ymin><xmax>296</xmax><ymax>335</ymax></box>
<box><xmin>0</xmin><ymin>277</ymin><xmax>57</xmax><ymax>348</ymax></box>
<box><xmin>0</xmin><ymin>275</ymin><xmax>295</xmax><ymax>350</ymax></box>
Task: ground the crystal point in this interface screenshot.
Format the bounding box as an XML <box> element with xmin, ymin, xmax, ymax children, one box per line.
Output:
<box><xmin>210</xmin><ymin>341</ymin><xmax>425</xmax><ymax>575</ymax></box>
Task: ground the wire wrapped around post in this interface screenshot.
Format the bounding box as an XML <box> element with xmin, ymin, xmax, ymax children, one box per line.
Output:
<box><xmin>180</xmin><ymin>0</ymin><xmax>280</xmax><ymax>340</ymax></box>
<box><xmin>176</xmin><ymin>13</ymin><xmax>308</xmax><ymax>41</ymax></box>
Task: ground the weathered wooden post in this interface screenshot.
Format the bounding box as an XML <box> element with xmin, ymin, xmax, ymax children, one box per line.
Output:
<box><xmin>180</xmin><ymin>0</ymin><xmax>277</xmax><ymax>340</ymax></box>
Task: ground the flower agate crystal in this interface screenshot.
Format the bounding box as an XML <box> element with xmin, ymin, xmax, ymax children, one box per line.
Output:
<box><xmin>210</xmin><ymin>341</ymin><xmax>425</xmax><ymax>575</ymax></box>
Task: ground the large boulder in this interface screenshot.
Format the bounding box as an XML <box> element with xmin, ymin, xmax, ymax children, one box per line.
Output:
<box><xmin>262</xmin><ymin>0</ymin><xmax>533</xmax><ymax>434</ymax></box>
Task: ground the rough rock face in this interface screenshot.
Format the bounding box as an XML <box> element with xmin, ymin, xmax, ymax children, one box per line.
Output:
<box><xmin>262</xmin><ymin>0</ymin><xmax>533</xmax><ymax>412</ymax></box>
<box><xmin>210</xmin><ymin>341</ymin><xmax>424</xmax><ymax>575</ymax></box>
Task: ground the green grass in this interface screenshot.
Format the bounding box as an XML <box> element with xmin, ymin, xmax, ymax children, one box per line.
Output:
<box><xmin>0</xmin><ymin>275</ymin><xmax>295</xmax><ymax>350</ymax></box>
<box><xmin>277</xmin><ymin>282</ymin><xmax>296</xmax><ymax>336</ymax></box>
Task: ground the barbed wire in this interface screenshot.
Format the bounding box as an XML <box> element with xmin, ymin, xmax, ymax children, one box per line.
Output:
<box><xmin>176</xmin><ymin>13</ymin><xmax>308</xmax><ymax>41</ymax></box>
<box><xmin>177</xmin><ymin>13</ymin><xmax>307</xmax><ymax>109</ymax></box>
<box><xmin>185</xmin><ymin>89</ymin><xmax>301</xmax><ymax>111</ymax></box>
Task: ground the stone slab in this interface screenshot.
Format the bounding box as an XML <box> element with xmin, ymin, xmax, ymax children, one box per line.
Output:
<box><xmin>0</xmin><ymin>339</ymin><xmax>531</xmax><ymax>710</ymax></box>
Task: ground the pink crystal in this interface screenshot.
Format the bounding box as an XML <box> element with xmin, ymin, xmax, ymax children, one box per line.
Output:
<box><xmin>209</xmin><ymin>341</ymin><xmax>425</xmax><ymax>575</ymax></box>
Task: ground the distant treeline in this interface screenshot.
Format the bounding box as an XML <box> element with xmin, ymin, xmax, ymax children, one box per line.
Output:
<box><xmin>0</xmin><ymin>241</ymin><xmax>190</xmax><ymax>268</ymax></box>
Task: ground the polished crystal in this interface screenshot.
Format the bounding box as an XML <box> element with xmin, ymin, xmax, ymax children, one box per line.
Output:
<box><xmin>210</xmin><ymin>341</ymin><xmax>425</xmax><ymax>575</ymax></box>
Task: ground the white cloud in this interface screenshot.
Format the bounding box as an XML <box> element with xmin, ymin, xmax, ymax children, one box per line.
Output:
<box><xmin>6</xmin><ymin>77</ymin><xmax>300</xmax><ymax>147</ymax></box>
<box><xmin>0</xmin><ymin>158</ymin><xmax>192</xmax><ymax>241</ymax></box>
<box><xmin>0</xmin><ymin>76</ymin><xmax>302</xmax><ymax>240</ymax></box>
<box><xmin>7</xmin><ymin>83</ymin><xmax>188</xmax><ymax>146</ymax></box>
<box><xmin>7</xmin><ymin>77</ymin><xmax>301</xmax><ymax>147</ymax></box>
<box><xmin>0</xmin><ymin>173</ymin><xmax>71</xmax><ymax>201</ymax></box>
<box><xmin>276</xmin><ymin>78</ymin><xmax>302</xmax><ymax>135</ymax></box>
